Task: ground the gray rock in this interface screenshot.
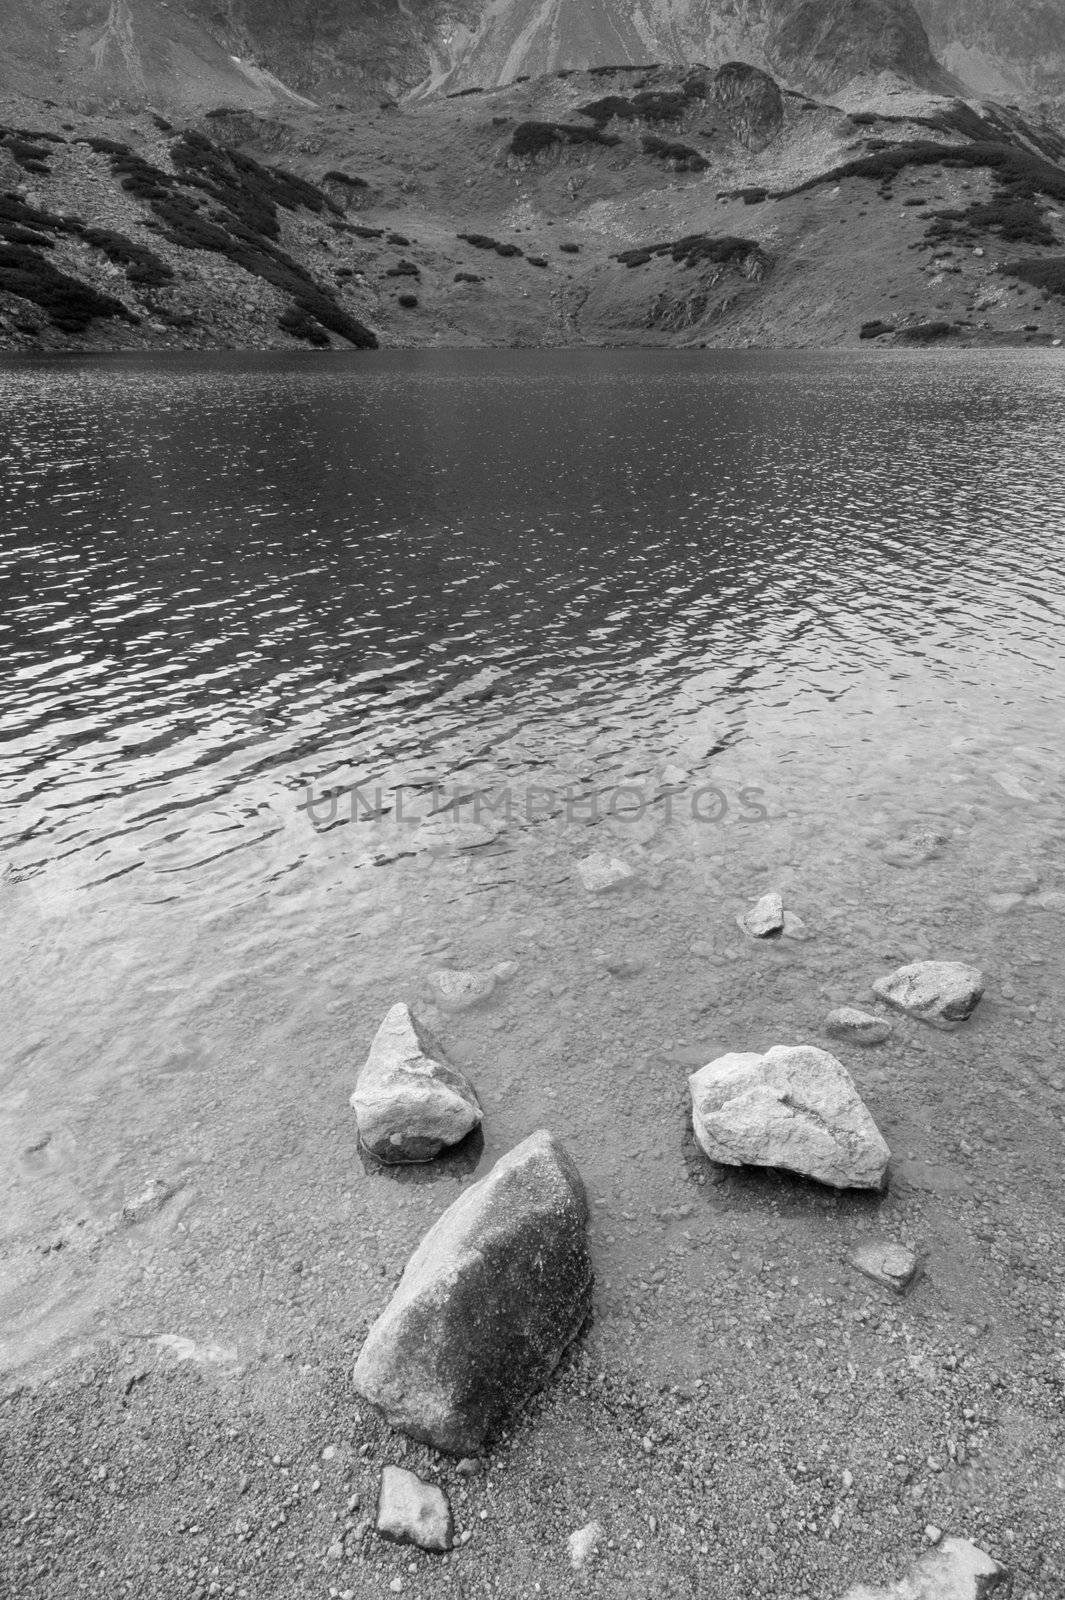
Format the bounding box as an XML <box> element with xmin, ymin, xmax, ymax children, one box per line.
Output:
<box><xmin>351</xmin><ymin>1004</ymin><xmax>481</xmax><ymax>1164</ymax></box>
<box><xmin>737</xmin><ymin>891</ymin><xmax>784</xmax><ymax>938</ymax></box>
<box><xmin>781</xmin><ymin>910</ymin><xmax>810</xmax><ymax>940</ymax></box>
<box><xmin>825</xmin><ymin>1008</ymin><xmax>893</xmax><ymax>1046</ymax></box>
<box><xmin>376</xmin><ymin>1465</ymin><xmax>452</xmax><ymax>1553</ymax></box>
<box><xmin>689</xmin><ymin>1044</ymin><xmax>890</xmax><ymax>1190</ymax></box>
<box><xmin>849</xmin><ymin>1240</ymin><xmax>919</xmax><ymax>1293</ymax></box>
<box><xmin>577</xmin><ymin>853</ymin><xmax>633</xmax><ymax>892</ymax></box>
<box><xmin>353</xmin><ymin>1130</ymin><xmax>592</xmax><ymax>1454</ymax></box>
<box><xmin>838</xmin><ymin>1536</ymin><xmax>1006</xmax><ymax>1599</ymax></box>
<box><xmin>872</xmin><ymin>961</ymin><xmax>984</xmax><ymax>1024</ymax></box>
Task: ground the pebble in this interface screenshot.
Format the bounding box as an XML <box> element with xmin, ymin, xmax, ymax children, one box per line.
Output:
<box><xmin>568</xmin><ymin>1519</ymin><xmax>604</xmax><ymax>1569</ymax></box>
<box><xmin>848</xmin><ymin>1241</ymin><xmax>919</xmax><ymax>1294</ymax></box>
<box><xmin>737</xmin><ymin>890</ymin><xmax>784</xmax><ymax>938</ymax></box>
<box><xmin>375</xmin><ymin>1466</ymin><xmax>453</xmax><ymax>1553</ymax></box>
<box><xmin>577</xmin><ymin>853</ymin><xmax>634</xmax><ymax>892</ymax></box>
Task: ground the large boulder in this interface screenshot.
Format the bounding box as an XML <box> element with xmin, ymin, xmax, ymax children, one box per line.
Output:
<box><xmin>353</xmin><ymin>1130</ymin><xmax>592</xmax><ymax>1454</ymax></box>
<box><xmin>872</xmin><ymin>961</ymin><xmax>984</xmax><ymax>1024</ymax></box>
<box><xmin>689</xmin><ymin>1044</ymin><xmax>890</xmax><ymax>1190</ymax></box>
<box><xmin>351</xmin><ymin>1004</ymin><xmax>481</xmax><ymax>1163</ymax></box>
<box><xmin>712</xmin><ymin>63</ymin><xmax>784</xmax><ymax>152</ymax></box>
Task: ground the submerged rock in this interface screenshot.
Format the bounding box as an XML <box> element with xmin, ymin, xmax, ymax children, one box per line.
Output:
<box><xmin>577</xmin><ymin>853</ymin><xmax>633</xmax><ymax>892</ymax></box>
<box><xmin>353</xmin><ymin>1130</ymin><xmax>592</xmax><ymax>1455</ymax></box>
<box><xmin>375</xmin><ymin>1466</ymin><xmax>452</xmax><ymax>1553</ymax></box>
<box><xmin>689</xmin><ymin>1044</ymin><xmax>890</xmax><ymax>1190</ymax></box>
<box><xmin>838</xmin><ymin>1535</ymin><xmax>1006</xmax><ymax>1599</ymax></box>
<box><xmin>873</xmin><ymin>961</ymin><xmax>984</xmax><ymax>1024</ymax></box>
<box><xmin>427</xmin><ymin>964</ymin><xmax>514</xmax><ymax>1010</ymax></box>
<box><xmin>826</xmin><ymin>1008</ymin><xmax>893</xmax><ymax>1046</ymax></box>
<box><xmin>351</xmin><ymin>1004</ymin><xmax>482</xmax><ymax>1163</ymax></box>
<box><xmin>849</xmin><ymin>1240</ymin><xmax>919</xmax><ymax>1293</ymax></box>
<box><xmin>737</xmin><ymin>890</ymin><xmax>784</xmax><ymax>938</ymax></box>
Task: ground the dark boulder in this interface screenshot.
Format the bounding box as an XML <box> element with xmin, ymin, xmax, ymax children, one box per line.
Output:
<box><xmin>353</xmin><ymin>1130</ymin><xmax>592</xmax><ymax>1454</ymax></box>
<box><xmin>712</xmin><ymin>63</ymin><xmax>784</xmax><ymax>152</ymax></box>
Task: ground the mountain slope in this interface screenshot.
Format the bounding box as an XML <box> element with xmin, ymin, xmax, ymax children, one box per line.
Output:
<box><xmin>913</xmin><ymin>0</ymin><xmax>1065</xmax><ymax>106</ymax></box>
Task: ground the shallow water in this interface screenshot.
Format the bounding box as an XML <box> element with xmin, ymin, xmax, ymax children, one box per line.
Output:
<box><xmin>3</xmin><ymin>348</ymin><xmax>1065</xmax><ymax>1378</ymax></box>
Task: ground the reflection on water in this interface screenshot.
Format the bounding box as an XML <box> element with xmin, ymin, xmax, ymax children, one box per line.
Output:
<box><xmin>2</xmin><ymin>349</ymin><xmax>1065</xmax><ymax>1376</ymax></box>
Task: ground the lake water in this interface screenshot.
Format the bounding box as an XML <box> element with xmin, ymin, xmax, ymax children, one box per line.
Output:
<box><xmin>3</xmin><ymin>349</ymin><xmax>1065</xmax><ymax>1385</ymax></box>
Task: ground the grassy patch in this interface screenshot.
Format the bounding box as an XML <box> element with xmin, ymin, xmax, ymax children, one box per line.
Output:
<box><xmin>278</xmin><ymin>304</ymin><xmax>330</xmax><ymax>346</ymax></box>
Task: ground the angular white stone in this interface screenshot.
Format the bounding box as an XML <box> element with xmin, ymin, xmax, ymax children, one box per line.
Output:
<box><xmin>689</xmin><ymin>1044</ymin><xmax>890</xmax><ymax>1190</ymax></box>
<box><xmin>737</xmin><ymin>891</ymin><xmax>784</xmax><ymax>938</ymax></box>
<box><xmin>577</xmin><ymin>853</ymin><xmax>633</xmax><ymax>892</ymax></box>
<box><xmin>838</xmin><ymin>1536</ymin><xmax>1006</xmax><ymax>1599</ymax></box>
<box><xmin>376</xmin><ymin>1465</ymin><xmax>452</xmax><ymax>1553</ymax></box>
<box><xmin>873</xmin><ymin>961</ymin><xmax>984</xmax><ymax>1024</ymax></box>
<box><xmin>351</xmin><ymin>1004</ymin><xmax>481</xmax><ymax>1163</ymax></box>
<box><xmin>428</xmin><ymin>968</ymin><xmax>497</xmax><ymax>1009</ymax></box>
<box><xmin>568</xmin><ymin>1519</ymin><xmax>604</xmax><ymax>1569</ymax></box>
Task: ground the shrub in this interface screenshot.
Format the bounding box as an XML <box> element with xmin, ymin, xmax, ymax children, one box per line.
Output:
<box><xmin>578</xmin><ymin>83</ymin><xmax>708</xmax><ymax>126</ymax></box>
<box><xmin>387</xmin><ymin>232</ymin><xmax>411</xmax><ymax>245</ymax></box>
<box><xmin>895</xmin><ymin>320</ymin><xmax>955</xmax><ymax>342</ymax></box>
<box><xmin>859</xmin><ymin>319</ymin><xmax>894</xmax><ymax>338</ymax></box>
<box><xmin>0</xmin><ymin>241</ymin><xmax>136</xmax><ymax>332</ymax></box>
<box><xmin>926</xmin><ymin>193</ymin><xmax>1057</xmax><ymax>247</ymax></box>
<box><xmin>615</xmin><ymin>233</ymin><xmax>767</xmax><ymax>271</ymax></box>
<box><xmin>1003</xmin><ymin>256</ymin><xmax>1065</xmax><ymax>297</ymax></box>
<box><xmin>458</xmin><ymin>232</ymin><xmax>523</xmax><ymax>258</ymax></box>
<box><xmin>641</xmin><ymin>134</ymin><xmax>708</xmax><ymax>172</ymax></box>
<box><xmin>454</xmin><ymin>271</ymin><xmax>482</xmax><ymax>282</ymax></box>
<box><xmin>527</xmin><ymin>255</ymin><xmax>547</xmax><ymax>267</ymax></box>
<box><xmin>509</xmin><ymin>121</ymin><xmax>620</xmax><ymax>159</ymax></box>
<box><xmin>81</xmin><ymin>226</ymin><xmax>174</xmax><ymax>286</ymax></box>
<box><xmin>398</xmin><ymin>293</ymin><xmax>418</xmax><ymax>307</ymax></box>
<box><xmin>777</xmin><ymin>141</ymin><xmax>1065</xmax><ymax>206</ymax></box>
<box><xmin>323</xmin><ymin>170</ymin><xmax>368</xmax><ymax>188</ymax></box>
<box><xmin>385</xmin><ymin>260</ymin><xmax>419</xmax><ymax>276</ymax></box>
<box><xmin>559</xmin><ymin>241</ymin><xmax>580</xmax><ymax>253</ymax></box>
<box><xmin>279</xmin><ymin>305</ymin><xmax>330</xmax><ymax>346</ymax></box>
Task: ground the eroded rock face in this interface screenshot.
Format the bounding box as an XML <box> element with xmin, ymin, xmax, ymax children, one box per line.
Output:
<box><xmin>351</xmin><ymin>1003</ymin><xmax>482</xmax><ymax>1163</ymax></box>
<box><xmin>353</xmin><ymin>1130</ymin><xmax>593</xmax><ymax>1454</ymax></box>
<box><xmin>873</xmin><ymin>961</ymin><xmax>984</xmax><ymax>1024</ymax></box>
<box><xmin>376</xmin><ymin>1465</ymin><xmax>452</xmax><ymax>1553</ymax></box>
<box><xmin>689</xmin><ymin>1044</ymin><xmax>890</xmax><ymax>1189</ymax></box>
<box><xmin>712</xmin><ymin>61</ymin><xmax>784</xmax><ymax>151</ymax></box>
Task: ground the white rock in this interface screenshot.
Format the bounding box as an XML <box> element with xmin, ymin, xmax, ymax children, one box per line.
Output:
<box><xmin>737</xmin><ymin>891</ymin><xmax>784</xmax><ymax>938</ymax></box>
<box><xmin>872</xmin><ymin>961</ymin><xmax>984</xmax><ymax>1024</ymax></box>
<box><xmin>351</xmin><ymin>1004</ymin><xmax>481</xmax><ymax>1163</ymax></box>
<box><xmin>376</xmin><ymin>1465</ymin><xmax>452</xmax><ymax>1553</ymax></box>
<box><xmin>689</xmin><ymin>1044</ymin><xmax>890</xmax><ymax>1190</ymax></box>
<box><xmin>568</xmin><ymin>1519</ymin><xmax>604</xmax><ymax>1569</ymax></box>
<box><xmin>838</xmin><ymin>1536</ymin><xmax>1006</xmax><ymax>1599</ymax></box>
<box><xmin>849</xmin><ymin>1240</ymin><xmax>919</xmax><ymax>1293</ymax></box>
<box><xmin>825</xmin><ymin>1008</ymin><xmax>893</xmax><ymax>1046</ymax></box>
<box><xmin>781</xmin><ymin>911</ymin><xmax>810</xmax><ymax>940</ymax></box>
<box><xmin>577</xmin><ymin>853</ymin><xmax>633</xmax><ymax>892</ymax></box>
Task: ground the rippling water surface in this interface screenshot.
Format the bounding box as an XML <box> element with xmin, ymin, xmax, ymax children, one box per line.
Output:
<box><xmin>3</xmin><ymin>349</ymin><xmax>1065</xmax><ymax>1377</ymax></box>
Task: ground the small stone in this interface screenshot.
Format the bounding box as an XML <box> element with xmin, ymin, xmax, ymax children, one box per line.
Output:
<box><xmin>872</xmin><ymin>961</ymin><xmax>984</xmax><ymax>1025</ymax></box>
<box><xmin>577</xmin><ymin>853</ymin><xmax>633</xmax><ymax>892</ymax></box>
<box><xmin>568</xmin><ymin>1519</ymin><xmax>603</xmax><ymax>1569</ymax></box>
<box><xmin>848</xmin><ymin>1240</ymin><xmax>919</xmax><ymax>1293</ymax></box>
<box><xmin>781</xmin><ymin>911</ymin><xmax>809</xmax><ymax>940</ymax></box>
<box><xmin>825</xmin><ymin>1008</ymin><xmax>892</xmax><ymax>1046</ymax></box>
<box><xmin>926</xmin><ymin>1525</ymin><xmax>943</xmax><ymax>1543</ymax></box>
<box><xmin>737</xmin><ymin>891</ymin><xmax>784</xmax><ymax>938</ymax></box>
<box><xmin>376</xmin><ymin>1466</ymin><xmax>453</xmax><ymax>1553</ymax></box>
